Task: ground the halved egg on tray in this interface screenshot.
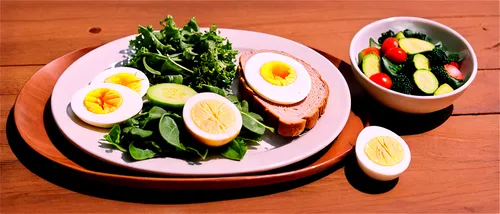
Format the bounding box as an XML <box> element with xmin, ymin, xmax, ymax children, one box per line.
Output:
<box><xmin>355</xmin><ymin>126</ymin><xmax>411</xmax><ymax>181</ymax></box>
<box><xmin>242</xmin><ymin>52</ymin><xmax>312</xmax><ymax>105</ymax></box>
<box><xmin>90</xmin><ymin>67</ymin><xmax>150</xmax><ymax>98</ymax></box>
<box><xmin>182</xmin><ymin>92</ymin><xmax>243</xmax><ymax>147</ymax></box>
<box><xmin>70</xmin><ymin>83</ymin><xmax>143</xmax><ymax>128</ymax></box>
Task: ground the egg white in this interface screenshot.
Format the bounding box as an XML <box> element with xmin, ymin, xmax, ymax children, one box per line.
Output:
<box><xmin>182</xmin><ymin>92</ymin><xmax>243</xmax><ymax>146</ymax></box>
<box><xmin>70</xmin><ymin>83</ymin><xmax>143</xmax><ymax>128</ymax></box>
<box><xmin>355</xmin><ymin>126</ymin><xmax>411</xmax><ymax>181</ymax></box>
<box><xmin>90</xmin><ymin>67</ymin><xmax>150</xmax><ymax>98</ymax></box>
<box><xmin>243</xmin><ymin>52</ymin><xmax>312</xmax><ymax>105</ymax></box>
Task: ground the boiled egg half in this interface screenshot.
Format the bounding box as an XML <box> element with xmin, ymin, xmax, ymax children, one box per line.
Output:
<box><xmin>71</xmin><ymin>83</ymin><xmax>143</xmax><ymax>128</ymax></box>
<box><xmin>355</xmin><ymin>126</ymin><xmax>411</xmax><ymax>181</ymax></box>
<box><xmin>243</xmin><ymin>52</ymin><xmax>312</xmax><ymax>104</ymax></box>
<box><xmin>90</xmin><ymin>67</ymin><xmax>150</xmax><ymax>98</ymax></box>
<box><xmin>182</xmin><ymin>92</ymin><xmax>243</xmax><ymax>147</ymax></box>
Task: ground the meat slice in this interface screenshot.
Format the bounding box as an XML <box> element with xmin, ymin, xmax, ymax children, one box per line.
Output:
<box><xmin>238</xmin><ymin>49</ymin><xmax>330</xmax><ymax>137</ymax></box>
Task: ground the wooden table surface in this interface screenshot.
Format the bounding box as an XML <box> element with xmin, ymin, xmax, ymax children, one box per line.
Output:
<box><xmin>1</xmin><ymin>1</ymin><xmax>499</xmax><ymax>213</ymax></box>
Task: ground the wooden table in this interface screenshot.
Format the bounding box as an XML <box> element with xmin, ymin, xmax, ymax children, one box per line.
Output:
<box><xmin>1</xmin><ymin>1</ymin><xmax>499</xmax><ymax>213</ymax></box>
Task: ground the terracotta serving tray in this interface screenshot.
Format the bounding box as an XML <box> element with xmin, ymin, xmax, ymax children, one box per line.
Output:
<box><xmin>13</xmin><ymin>46</ymin><xmax>364</xmax><ymax>190</ymax></box>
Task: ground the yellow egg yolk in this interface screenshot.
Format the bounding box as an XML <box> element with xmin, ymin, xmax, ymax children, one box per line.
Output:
<box><xmin>105</xmin><ymin>73</ymin><xmax>142</xmax><ymax>92</ymax></box>
<box><xmin>191</xmin><ymin>100</ymin><xmax>236</xmax><ymax>134</ymax></box>
<box><xmin>260</xmin><ymin>61</ymin><xmax>297</xmax><ymax>86</ymax></box>
<box><xmin>83</xmin><ymin>88</ymin><xmax>123</xmax><ymax>114</ymax></box>
<box><xmin>364</xmin><ymin>136</ymin><xmax>405</xmax><ymax>166</ymax></box>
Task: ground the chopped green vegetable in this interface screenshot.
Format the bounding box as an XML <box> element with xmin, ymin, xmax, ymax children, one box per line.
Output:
<box><xmin>159</xmin><ymin>114</ymin><xmax>185</xmax><ymax>151</ymax></box>
<box><xmin>146</xmin><ymin>83</ymin><xmax>198</xmax><ymax>109</ymax></box>
<box><xmin>413</xmin><ymin>69</ymin><xmax>439</xmax><ymax>94</ymax></box>
<box><xmin>381</xmin><ymin>56</ymin><xmax>404</xmax><ymax>77</ymax></box>
<box><xmin>127</xmin><ymin>15</ymin><xmax>238</xmax><ymax>91</ymax></box>
<box><xmin>365</xmin><ymin>28</ymin><xmax>468</xmax><ymax>96</ymax></box>
<box><xmin>403</xmin><ymin>29</ymin><xmax>431</xmax><ymax>42</ymax></box>
<box><xmin>129</xmin><ymin>142</ymin><xmax>157</xmax><ymax>160</ymax></box>
<box><xmin>390</xmin><ymin>74</ymin><xmax>415</xmax><ymax>95</ymax></box>
<box><xmin>369</xmin><ymin>38</ymin><xmax>381</xmax><ymax>48</ymax></box>
<box><xmin>220</xmin><ymin>138</ymin><xmax>248</xmax><ymax>161</ymax></box>
<box><xmin>434</xmin><ymin>83</ymin><xmax>454</xmax><ymax>96</ymax></box>
<box><xmin>102</xmin><ymin>125</ymin><xmax>126</xmax><ymax>152</ymax></box>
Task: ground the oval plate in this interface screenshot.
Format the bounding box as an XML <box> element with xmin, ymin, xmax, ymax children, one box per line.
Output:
<box><xmin>50</xmin><ymin>29</ymin><xmax>351</xmax><ymax>176</ymax></box>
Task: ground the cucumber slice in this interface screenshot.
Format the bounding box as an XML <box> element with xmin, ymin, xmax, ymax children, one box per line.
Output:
<box><xmin>395</xmin><ymin>31</ymin><xmax>406</xmax><ymax>40</ymax></box>
<box><xmin>361</xmin><ymin>54</ymin><xmax>381</xmax><ymax>78</ymax></box>
<box><xmin>413</xmin><ymin>69</ymin><xmax>439</xmax><ymax>94</ymax></box>
<box><xmin>413</xmin><ymin>54</ymin><xmax>430</xmax><ymax>70</ymax></box>
<box><xmin>433</xmin><ymin>83</ymin><xmax>454</xmax><ymax>96</ymax></box>
<box><xmin>146</xmin><ymin>83</ymin><xmax>198</xmax><ymax>108</ymax></box>
<box><xmin>369</xmin><ymin>38</ymin><xmax>381</xmax><ymax>49</ymax></box>
<box><xmin>399</xmin><ymin>38</ymin><xmax>435</xmax><ymax>54</ymax></box>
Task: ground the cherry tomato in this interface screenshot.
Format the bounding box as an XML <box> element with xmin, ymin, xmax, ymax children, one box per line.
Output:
<box><xmin>449</xmin><ymin>61</ymin><xmax>460</xmax><ymax>69</ymax></box>
<box><xmin>381</xmin><ymin>37</ymin><xmax>399</xmax><ymax>54</ymax></box>
<box><xmin>361</xmin><ymin>47</ymin><xmax>380</xmax><ymax>57</ymax></box>
<box><xmin>385</xmin><ymin>47</ymin><xmax>408</xmax><ymax>63</ymax></box>
<box><xmin>358</xmin><ymin>47</ymin><xmax>380</xmax><ymax>62</ymax></box>
<box><xmin>369</xmin><ymin>72</ymin><xmax>392</xmax><ymax>89</ymax></box>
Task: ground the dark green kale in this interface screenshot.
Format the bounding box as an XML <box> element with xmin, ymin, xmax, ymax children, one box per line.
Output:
<box><xmin>403</xmin><ymin>29</ymin><xmax>431</xmax><ymax>42</ymax></box>
<box><xmin>425</xmin><ymin>47</ymin><xmax>449</xmax><ymax>66</ymax></box>
<box><xmin>390</xmin><ymin>74</ymin><xmax>415</xmax><ymax>95</ymax></box>
<box><xmin>127</xmin><ymin>15</ymin><xmax>238</xmax><ymax>91</ymax></box>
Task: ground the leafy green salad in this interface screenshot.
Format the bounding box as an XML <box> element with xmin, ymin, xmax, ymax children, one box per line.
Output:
<box><xmin>358</xmin><ymin>29</ymin><xmax>467</xmax><ymax>96</ymax></box>
<box><xmin>101</xmin><ymin>15</ymin><xmax>274</xmax><ymax>161</ymax></box>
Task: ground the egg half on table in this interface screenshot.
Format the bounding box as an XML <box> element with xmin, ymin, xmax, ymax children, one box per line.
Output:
<box><xmin>355</xmin><ymin>126</ymin><xmax>412</xmax><ymax>181</ymax></box>
<box><xmin>70</xmin><ymin>67</ymin><xmax>149</xmax><ymax>128</ymax></box>
<box><xmin>242</xmin><ymin>52</ymin><xmax>312</xmax><ymax>104</ymax></box>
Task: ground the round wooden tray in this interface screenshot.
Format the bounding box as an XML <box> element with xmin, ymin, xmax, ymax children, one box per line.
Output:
<box><xmin>12</xmin><ymin>46</ymin><xmax>364</xmax><ymax>190</ymax></box>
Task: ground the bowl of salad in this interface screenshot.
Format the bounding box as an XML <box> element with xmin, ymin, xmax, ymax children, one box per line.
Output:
<box><xmin>349</xmin><ymin>16</ymin><xmax>477</xmax><ymax>114</ymax></box>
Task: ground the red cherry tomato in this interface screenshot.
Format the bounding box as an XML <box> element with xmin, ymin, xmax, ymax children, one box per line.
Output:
<box><xmin>370</xmin><ymin>72</ymin><xmax>392</xmax><ymax>89</ymax></box>
<box><xmin>449</xmin><ymin>61</ymin><xmax>460</xmax><ymax>69</ymax></box>
<box><xmin>385</xmin><ymin>47</ymin><xmax>408</xmax><ymax>63</ymax></box>
<box><xmin>381</xmin><ymin>38</ymin><xmax>399</xmax><ymax>54</ymax></box>
<box><xmin>361</xmin><ymin>47</ymin><xmax>380</xmax><ymax>57</ymax></box>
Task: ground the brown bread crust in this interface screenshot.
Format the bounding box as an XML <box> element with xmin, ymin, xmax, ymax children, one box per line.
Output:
<box><xmin>237</xmin><ymin>50</ymin><xmax>330</xmax><ymax>137</ymax></box>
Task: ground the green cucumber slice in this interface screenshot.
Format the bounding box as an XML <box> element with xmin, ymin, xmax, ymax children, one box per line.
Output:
<box><xmin>395</xmin><ymin>31</ymin><xmax>406</xmax><ymax>40</ymax></box>
<box><xmin>146</xmin><ymin>83</ymin><xmax>198</xmax><ymax>108</ymax></box>
<box><xmin>433</xmin><ymin>83</ymin><xmax>454</xmax><ymax>96</ymax></box>
<box><xmin>413</xmin><ymin>69</ymin><xmax>439</xmax><ymax>94</ymax></box>
<box><xmin>361</xmin><ymin>54</ymin><xmax>381</xmax><ymax>78</ymax></box>
<box><xmin>399</xmin><ymin>38</ymin><xmax>435</xmax><ymax>54</ymax></box>
<box><xmin>413</xmin><ymin>54</ymin><xmax>430</xmax><ymax>70</ymax></box>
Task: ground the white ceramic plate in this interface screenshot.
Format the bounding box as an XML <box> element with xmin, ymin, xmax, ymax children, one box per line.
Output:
<box><xmin>51</xmin><ymin>28</ymin><xmax>351</xmax><ymax>176</ymax></box>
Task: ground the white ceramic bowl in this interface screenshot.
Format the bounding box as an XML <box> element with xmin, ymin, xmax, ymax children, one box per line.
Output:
<box><xmin>349</xmin><ymin>16</ymin><xmax>478</xmax><ymax>114</ymax></box>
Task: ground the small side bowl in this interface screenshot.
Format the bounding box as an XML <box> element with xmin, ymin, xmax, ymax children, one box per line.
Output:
<box><xmin>349</xmin><ymin>16</ymin><xmax>478</xmax><ymax>114</ymax></box>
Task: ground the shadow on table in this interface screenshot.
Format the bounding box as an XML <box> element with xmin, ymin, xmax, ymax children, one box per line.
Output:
<box><xmin>313</xmin><ymin>48</ymin><xmax>453</xmax><ymax>194</ymax></box>
<box><xmin>5</xmin><ymin>47</ymin><xmax>453</xmax><ymax>203</ymax></box>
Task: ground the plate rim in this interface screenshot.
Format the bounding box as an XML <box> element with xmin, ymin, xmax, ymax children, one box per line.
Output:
<box><xmin>49</xmin><ymin>28</ymin><xmax>352</xmax><ymax>176</ymax></box>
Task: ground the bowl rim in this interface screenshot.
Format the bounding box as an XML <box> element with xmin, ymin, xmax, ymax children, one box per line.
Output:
<box><xmin>349</xmin><ymin>16</ymin><xmax>478</xmax><ymax>100</ymax></box>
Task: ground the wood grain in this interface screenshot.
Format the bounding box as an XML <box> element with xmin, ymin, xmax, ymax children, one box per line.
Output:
<box><xmin>1</xmin><ymin>1</ymin><xmax>499</xmax><ymax>68</ymax></box>
<box><xmin>1</xmin><ymin>1</ymin><xmax>499</xmax><ymax>213</ymax></box>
